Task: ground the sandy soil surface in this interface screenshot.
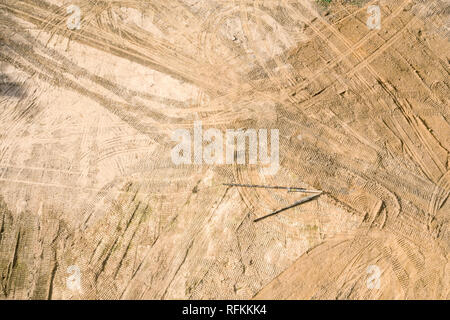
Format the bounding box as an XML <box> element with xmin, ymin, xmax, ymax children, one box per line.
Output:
<box><xmin>0</xmin><ymin>0</ymin><xmax>448</xmax><ymax>299</ymax></box>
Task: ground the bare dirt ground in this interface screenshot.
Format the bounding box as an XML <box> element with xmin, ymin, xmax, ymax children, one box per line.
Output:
<box><xmin>0</xmin><ymin>0</ymin><xmax>448</xmax><ymax>299</ymax></box>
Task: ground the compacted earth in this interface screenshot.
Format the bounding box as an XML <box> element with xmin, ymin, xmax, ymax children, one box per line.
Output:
<box><xmin>0</xmin><ymin>0</ymin><xmax>448</xmax><ymax>299</ymax></box>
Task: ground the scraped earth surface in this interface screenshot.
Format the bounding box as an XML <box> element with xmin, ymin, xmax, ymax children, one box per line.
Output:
<box><xmin>0</xmin><ymin>0</ymin><xmax>448</xmax><ymax>299</ymax></box>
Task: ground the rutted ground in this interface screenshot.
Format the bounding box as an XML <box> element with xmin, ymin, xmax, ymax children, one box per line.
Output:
<box><xmin>0</xmin><ymin>0</ymin><xmax>448</xmax><ymax>299</ymax></box>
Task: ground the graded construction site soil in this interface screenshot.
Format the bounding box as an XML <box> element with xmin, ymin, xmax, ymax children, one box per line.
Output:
<box><xmin>0</xmin><ymin>0</ymin><xmax>448</xmax><ymax>299</ymax></box>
